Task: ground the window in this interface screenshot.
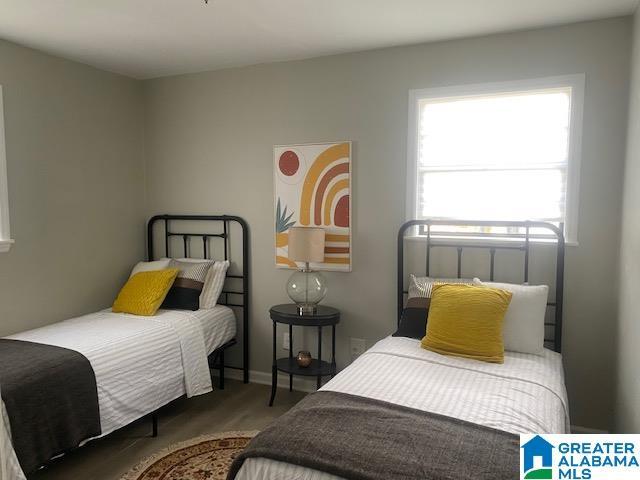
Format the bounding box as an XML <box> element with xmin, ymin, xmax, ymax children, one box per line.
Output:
<box><xmin>407</xmin><ymin>75</ymin><xmax>584</xmax><ymax>243</ymax></box>
<box><xmin>0</xmin><ymin>86</ymin><xmax>12</xmax><ymax>253</ymax></box>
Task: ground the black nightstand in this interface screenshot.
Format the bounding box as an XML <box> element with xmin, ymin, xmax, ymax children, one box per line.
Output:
<box><xmin>269</xmin><ymin>304</ymin><xmax>340</xmax><ymax>406</ymax></box>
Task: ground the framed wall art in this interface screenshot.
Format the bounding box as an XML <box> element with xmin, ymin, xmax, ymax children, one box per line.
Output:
<box><xmin>274</xmin><ymin>141</ymin><xmax>352</xmax><ymax>272</ymax></box>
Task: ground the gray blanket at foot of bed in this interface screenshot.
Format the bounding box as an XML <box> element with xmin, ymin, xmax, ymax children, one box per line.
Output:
<box><xmin>228</xmin><ymin>391</ymin><xmax>519</xmax><ymax>480</ymax></box>
<box><xmin>0</xmin><ymin>338</ymin><xmax>101</xmax><ymax>474</ymax></box>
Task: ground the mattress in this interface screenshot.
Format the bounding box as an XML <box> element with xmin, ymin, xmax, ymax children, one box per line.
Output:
<box><xmin>0</xmin><ymin>306</ymin><xmax>236</xmax><ymax>480</ymax></box>
<box><xmin>189</xmin><ymin>305</ymin><xmax>237</xmax><ymax>354</ymax></box>
<box><xmin>236</xmin><ymin>336</ymin><xmax>570</xmax><ymax>480</ymax></box>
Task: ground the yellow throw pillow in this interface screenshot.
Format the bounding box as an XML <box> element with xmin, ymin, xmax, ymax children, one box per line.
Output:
<box><xmin>112</xmin><ymin>269</ymin><xmax>178</xmax><ymax>316</ymax></box>
<box><xmin>421</xmin><ymin>283</ymin><xmax>512</xmax><ymax>363</ymax></box>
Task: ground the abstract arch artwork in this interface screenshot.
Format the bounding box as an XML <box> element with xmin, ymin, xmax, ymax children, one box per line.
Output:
<box><xmin>274</xmin><ymin>141</ymin><xmax>352</xmax><ymax>272</ymax></box>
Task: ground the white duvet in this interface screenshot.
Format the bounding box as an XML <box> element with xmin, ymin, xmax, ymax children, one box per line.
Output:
<box><xmin>0</xmin><ymin>308</ymin><xmax>216</xmax><ymax>480</ymax></box>
<box><xmin>236</xmin><ymin>336</ymin><xmax>570</xmax><ymax>480</ymax></box>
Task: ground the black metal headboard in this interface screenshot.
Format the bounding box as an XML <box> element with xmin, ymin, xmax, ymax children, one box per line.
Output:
<box><xmin>147</xmin><ymin>214</ymin><xmax>249</xmax><ymax>383</ymax></box>
<box><xmin>397</xmin><ymin>219</ymin><xmax>565</xmax><ymax>353</ymax></box>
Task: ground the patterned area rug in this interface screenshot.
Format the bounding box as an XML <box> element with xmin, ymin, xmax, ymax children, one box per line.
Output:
<box><xmin>121</xmin><ymin>431</ymin><xmax>257</xmax><ymax>480</ymax></box>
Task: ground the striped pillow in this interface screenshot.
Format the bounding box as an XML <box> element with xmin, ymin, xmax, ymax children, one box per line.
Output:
<box><xmin>161</xmin><ymin>260</ymin><xmax>214</xmax><ymax>311</ymax></box>
<box><xmin>200</xmin><ymin>260</ymin><xmax>230</xmax><ymax>309</ymax></box>
<box><xmin>408</xmin><ymin>274</ymin><xmax>474</xmax><ymax>299</ymax></box>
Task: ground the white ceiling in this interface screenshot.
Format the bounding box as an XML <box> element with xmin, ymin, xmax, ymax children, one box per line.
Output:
<box><xmin>0</xmin><ymin>0</ymin><xmax>637</xmax><ymax>79</ymax></box>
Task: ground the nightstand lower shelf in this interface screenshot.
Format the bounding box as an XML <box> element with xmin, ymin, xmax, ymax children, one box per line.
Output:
<box><xmin>276</xmin><ymin>357</ymin><xmax>336</xmax><ymax>377</ymax></box>
<box><xmin>269</xmin><ymin>304</ymin><xmax>340</xmax><ymax>407</ymax></box>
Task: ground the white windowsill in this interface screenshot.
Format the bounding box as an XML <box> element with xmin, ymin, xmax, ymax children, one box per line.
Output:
<box><xmin>405</xmin><ymin>234</ymin><xmax>578</xmax><ymax>248</ymax></box>
<box><xmin>0</xmin><ymin>239</ymin><xmax>14</xmax><ymax>253</ymax></box>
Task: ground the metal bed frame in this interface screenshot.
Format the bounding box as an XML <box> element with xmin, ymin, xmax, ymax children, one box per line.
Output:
<box><xmin>397</xmin><ymin>219</ymin><xmax>565</xmax><ymax>353</ymax></box>
<box><xmin>147</xmin><ymin>214</ymin><xmax>250</xmax><ymax>435</ymax></box>
<box><xmin>39</xmin><ymin>214</ymin><xmax>250</xmax><ymax>471</ymax></box>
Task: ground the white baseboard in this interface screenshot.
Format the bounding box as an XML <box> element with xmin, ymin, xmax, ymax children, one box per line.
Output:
<box><xmin>571</xmin><ymin>425</ymin><xmax>609</xmax><ymax>434</ymax></box>
<box><xmin>220</xmin><ymin>368</ymin><xmax>317</xmax><ymax>393</ymax></box>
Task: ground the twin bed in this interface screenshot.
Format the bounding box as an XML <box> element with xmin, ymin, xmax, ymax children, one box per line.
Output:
<box><xmin>231</xmin><ymin>219</ymin><xmax>569</xmax><ymax>480</ymax></box>
<box><xmin>0</xmin><ymin>215</ymin><xmax>249</xmax><ymax>480</ymax></box>
<box><xmin>234</xmin><ymin>339</ymin><xmax>568</xmax><ymax>479</ymax></box>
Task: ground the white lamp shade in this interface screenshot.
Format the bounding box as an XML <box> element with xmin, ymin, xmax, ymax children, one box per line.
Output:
<box><xmin>288</xmin><ymin>227</ymin><xmax>325</xmax><ymax>263</ymax></box>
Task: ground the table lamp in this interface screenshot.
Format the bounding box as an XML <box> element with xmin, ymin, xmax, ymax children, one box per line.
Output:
<box><xmin>286</xmin><ymin>227</ymin><xmax>327</xmax><ymax>315</ymax></box>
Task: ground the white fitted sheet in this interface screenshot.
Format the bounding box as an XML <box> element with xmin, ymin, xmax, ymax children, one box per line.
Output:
<box><xmin>189</xmin><ymin>306</ymin><xmax>237</xmax><ymax>354</ymax></box>
<box><xmin>1</xmin><ymin>306</ymin><xmax>237</xmax><ymax>480</ymax></box>
<box><xmin>236</xmin><ymin>336</ymin><xmax>569</xmax><ymax>480</ymax></box>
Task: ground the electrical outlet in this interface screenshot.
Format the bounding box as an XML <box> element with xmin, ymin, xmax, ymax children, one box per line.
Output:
<box><xmin>350</xmin><ymin>338</ymin><xmax>366</xmax><ymax>360</ymax></box>
<box><xmin>283</xmin><ymin>332</ymin><xmax>290</xmax><ymax>350</ymax></box>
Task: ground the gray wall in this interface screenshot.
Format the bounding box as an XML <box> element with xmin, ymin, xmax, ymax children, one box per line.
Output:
<box><xmin>0</xmin><ymin>39</ymin><xmax>145</xmax><ymax>335</ymax></box>
<box><xmin>0</xmin><ymin>16</ymin><xmax>630</xmax><ymax>432</ymax></box>
<box><xmin>144</xmin><ymin>17</ymin><xmax>631</xmax><ymax>430</ymax></box>
<box><xmin>616</xmin><ymin>9</ymin><xmax>640</xmax><ymax>433</ymax></box>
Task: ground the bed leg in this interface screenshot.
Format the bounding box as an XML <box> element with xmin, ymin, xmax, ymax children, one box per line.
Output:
<box><xmin>151</xmin><ymin>413</ymin><xmax>158</xmax><ymax>437</ymax></box>
<box><xmin>219</xmin><ymin>350</ymin><xmax>225</xmax><ymax>390</ymax></box>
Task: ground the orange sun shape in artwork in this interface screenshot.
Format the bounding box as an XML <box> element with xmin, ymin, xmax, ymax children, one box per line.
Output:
<box><xmin>279</xmin><ymin>150</ymin><xmax>299</xmax><ymax>176</ymax></box>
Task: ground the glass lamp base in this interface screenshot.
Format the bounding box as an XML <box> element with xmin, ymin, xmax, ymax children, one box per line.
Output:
<box><xmin>286</xmin><ymin>268</ymin><xmax>327</xmax><ymax>315</ymax></box>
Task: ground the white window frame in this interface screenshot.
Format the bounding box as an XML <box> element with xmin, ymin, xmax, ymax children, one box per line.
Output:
<box><xmin>406</xmin><ymin>74</ymin><xmax>585</xmax><ymax>245</ymax></box>
<box><xmin>0</xmin><ymin>86</ymin><xmax>12</xmax><ymax>253</ymax></box>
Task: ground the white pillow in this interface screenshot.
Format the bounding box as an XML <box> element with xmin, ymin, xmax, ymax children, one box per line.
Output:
<box><xmin>473</xmin><ymin>278</ymin><xmax>548</xmax><ymax>355</ymax></box>
<box><xmin>129</xmin><ymin>259</ymin><xmax>171</xmax><ymax>278</ymax></box>
<box><xmin>200</xmin><ymin>260</ymin><xmax>230</xmax><ymax>309</ymax></box>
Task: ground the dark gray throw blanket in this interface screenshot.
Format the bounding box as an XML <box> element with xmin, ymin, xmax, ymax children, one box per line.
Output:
<box><xmin>0</xmin><ymin>339</ymin><xmax>101</xmax><ymax>474</ymax></box>
<box><xmin>228</xmin><ymin>391</ymin><xmax>518</xmax><ymax>480</ymax></box>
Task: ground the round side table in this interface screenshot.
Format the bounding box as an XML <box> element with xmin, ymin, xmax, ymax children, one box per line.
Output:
<box><xmin>268</xmin><ymin>304</ymin><xmax>340</xmax><ymax>406</ymax></box>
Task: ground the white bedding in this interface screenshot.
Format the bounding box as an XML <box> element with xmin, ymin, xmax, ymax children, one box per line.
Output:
<box><xmin>191</xmin><ymin>306</ymin><xmax>237</xmax><ymax>355</ymax></box>
<box><xmin>236</xmin><ymin>336</ymin><xmax>570</xmax><ymax>480</ymax></box>
<box><xmin>0</xmin><ymin>306</ymin><xmax>236</xmax><ymax>480</ymax></box>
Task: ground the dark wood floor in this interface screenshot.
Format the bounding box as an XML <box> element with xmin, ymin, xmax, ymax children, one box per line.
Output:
<box><xmin>32</xmin><ymin>380</ymin><xmax>306</xmax><ymax>480</ymax></box>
